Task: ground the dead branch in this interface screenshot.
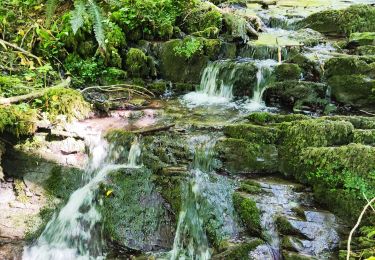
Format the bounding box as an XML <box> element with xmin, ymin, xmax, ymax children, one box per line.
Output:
<box><xmin>346</xmin><ymin>197</ymin><xmax>375</xmax><ymax>260</ymax></box>
<box><xmin>0</xmin><ymin>77</ymin><xmax>71</xmax><ymax>105</ymax></box>
<box><xmin>131</xmin><ymin>124</ymin><xmax>175</xmax><ymax>135</ymax></box>
<box><xmin>0</xmin><ymin>39</ymin><xmax>43</xmax><ymax>65</ymax></box>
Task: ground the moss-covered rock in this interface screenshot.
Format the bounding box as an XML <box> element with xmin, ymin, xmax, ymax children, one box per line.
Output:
<box><xmin>274</xmin><ymin>63</ymin><xmax>302</xmax><ymax>81</ymax></box>
<box><xmin>356</xmin><ymin>45</ymin><xmax>375</xmax><ymax>55</ymax></box>
<box><xmin>283</xmin><ymin>251</ymin><xmax>314</xmax><ymax>260</ymax></box>
<box><xmin>182</xmin><ymin>4</ymin><xmax>222</xmax><ymax>34</ymax></box>
<box><xmin>246</xmin><ymin>112</ymin><xmax>310</xmax><ymax>126</ymax></box>
<box><xmin>224</xmin><ymin>124</ymin><xmax>280</xmax><ymax>144</ymax></box>
<box><xmin>298</xmin><ymin>4</ymin><xmax>375</xmax><ymax>36</ymax></box>
<box><xmin>328</xmin><ymin>75</ymin><xmax>375</xmax><ymax>112</ymax></box>
<box><xmin>125</xmin><ymin>48</ymin><xmax>155</xmax><ymax>78</ymax></box>
<box><xmin>275</xmin><ymin>216</ymin><xmax>303</xmax><ymax>237</ymax></box>
<box><xmin>321</xmin><ymin>115</ymin><xmax>375</xmax><ymax>129</ymax></box>
<box><xmin>215</xmin><ymin>138</ymin><xmax>278</xmax><ymax>174</ymax></box>
<box><xmin>0</xmin><ymin>104</ymin><xmax>38</xmax><ymax>137</ymax></box>
<box><xmin>101</xmin><ymin>168</ymin><xmax>175</xmax><ymax>252</ymax></box>
<box><xmin>157</xmin><ymin>39</ymin><xmax>209</xmax><ymax>84</ymax></box>
<box><xmin>349</xmin><ymin>32</ymin><xmax>375</xmax><ymax>46</ymax></box>
<box><xmin>324</xmin><ymin>56</ymin><xmax>374</xmax><ymax>78</ymax></box>
<box><xmin>212</xmin><ymin>239</ymin><xmax>264</xmax><ymax>259</ymax></box>
<box><xmin>232</xmin><ymin>192</ymin><xmax>262</xmax><ymax>236</ymax></box>
<box><xmin>38</xmin><ymin>87</ymin><xmax>91</xmax><ymax>122</ymax></box>
<box><xmin>286</xmin><ymin>53</ymin><xmax>323</xmax><ymax>82</ymax></box>
<box><xmin>264</xmin><ymin>80</ymin><xmax>328</xmax><ymax>112</ymax></box>
<box><xmin>353</xmin><ymin>129</ymin><xmax>375</xmax><ymax>145</ymax></box>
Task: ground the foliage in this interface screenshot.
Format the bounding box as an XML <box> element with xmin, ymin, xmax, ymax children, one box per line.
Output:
<box><xmin>174</xmin><ymin>37</ymin><xmax>204</xmax><ymax>59</ymax></box>
<box><xmin>125</xmin><ymin>48</ymin><xmax>151</xmax><ymax>78</ymax></box>
<box><xmin>64</xmin><ymin>54</ymin><xmax>105</xmax><ymax>84</ymax></box>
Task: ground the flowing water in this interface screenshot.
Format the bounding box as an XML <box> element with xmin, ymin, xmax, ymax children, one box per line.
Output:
<box><xmin>23</xmin><ymin>136</ymin><xmax>142</xmax><ymax>260</ymax></box>
<box><xmin>169</xmin><ymin>136</ymin><xmax>237</xmax><ymax>260</ymax></box>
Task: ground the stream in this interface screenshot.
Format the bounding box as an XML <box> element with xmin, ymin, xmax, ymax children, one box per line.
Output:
<box><xmin>20</xmin><ymin>0</ymin><xmax>363</xmax><ymax>259</ymax></box>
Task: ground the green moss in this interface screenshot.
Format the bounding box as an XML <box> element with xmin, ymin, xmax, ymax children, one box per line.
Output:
<box><xmin>192</xmin><ymin>27</ymin><xmax>220</xmax><ymax>39</ymax></box>
<box><xmin>246</xmin><ymin>112</ymin><xmax>310</xmax><ymax>125</ymax></box>
<box><xmin>14</xmin><ymin>179</ymin><xmax>28</xmax><ymax>203</ymax></box>
<box><xmin>126</xmin><ymin>48</ymin><xmax>154</xmax><ymax>78</ymax></box>
<box><xmin>224</xmin><ymin>124</ymin><xmax>280</xmax><ymax>144</ymax></box>
<box><xmin>105</xmin><ymin>130</ymin><xmax>135</xmax><ymax>150</ymax></box>
<box><xmin>274</xmin><ymin>63</ymin><xmax>302</xmax><ymax>81</ymax></box>
<box><xmin>275</xmin><ymin>215</ymin><xmax>301</xmax><ymax>236</ymax></box>
<box><xmin>322</xmin><ymin>116</ymin><xmax>375</xmax><ymax>129</ymax></box>
<box><xmin>299</xmin><ymin>4</ymin><xmax>375</xmax><ymax>36</ymax></box>
<box><xmin>353</xmin><ymin>129</ymin><xmax>375</xmax><ymax>145</ymax></box>
<box><xmin>154</xmin><ymin>175</ymin><xmax>183</xmax><ymax>215</ymax></box>
<box><xmin>356</xmin><ymin>45</ymin><xmax>375</xmax><ymax>55</ymax></box>
<box><xmin>203</xmin><ymin>38</ymin><xmax>222</xmax><ymax>59</ymax></box>
<box><xmin>0</xmin><ymin>104</ymin><xmax>38</xmax><ymax>137</ymax></box>
<box><xmin>324</xmin><ymin>56</ymin><xmax>373</xmax><ymax>78</ymax></box>
<box><xmin>183</xmin><ymin>4</ymin><xmax>222</xmax><ymax>33</ymax></box>
<box><xmin>232</xmin><ymin>192</ymin><xmax>261</xmax><ymax>236</ymax></box>
<box><xmin>349</xmin><ymin>32</ymin><xmax>375</xmax><ymax>46</ymax></box>
<box><xmin>283</xmin><ymin>251</ymin><xmax>313</xmax><ymax>260</ymax></box>
<box><xmin>212</xmin><ymin>239</ymin><xmax>264</xmax><ymax>259</ymax></box>
<box><xmin>44</xmin><ymin>166</ymin><xmax>83</xmax><ymax>200</ymax></box>
<box><xmin>37</xmin><ymin>87</ymin><xmax>91</xmax><ymax>122</ymax></box>
<box><xmin>238</xmin><ymin>183</ymin><xmax>262</xmax><ymax>194</ymax></box>
<box><xmin>173</xmin><ymin>37</ymin><xmax>204</xmax><ymax>59</ymax></box>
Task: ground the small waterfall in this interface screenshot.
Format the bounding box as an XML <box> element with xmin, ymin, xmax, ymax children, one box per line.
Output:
<box><xmin>243</xmin><ymin>59</ymin><xmax>277</xmax><ymax>111</ymax></box>
<box><xmin>182</xmin><ymin>61</ymin><xmax>236</xmax><ymax>107</ymax></box>
<box><xmin>23</xmin><ymin>136</ymin><xmax>142</xmax><ymax>260</ymax></box>
<box><xmin>169</xmin><ymin>136</ymin><xmax>237</xmax><ymax>260</ymax></box>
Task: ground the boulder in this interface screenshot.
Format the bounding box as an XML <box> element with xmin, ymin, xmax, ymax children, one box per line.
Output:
<box><xmin>349</xmin><ymin>32</ymin><xmax>375</xmax><ymax>47</ymax></box>
<box><xmin>274</xmin><ymin>63</ymin><xmax>302</xmax><ymax>81</ymax></box>
<box><xmin>298</xmin><ymin>4</ymin><xmax>375</xmax><ymax>36</ymax></box>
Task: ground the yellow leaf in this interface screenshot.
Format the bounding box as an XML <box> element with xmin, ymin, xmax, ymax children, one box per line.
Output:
<box><xmin>18</xmin><ymin>29</ymin><xmax>25</xmax><ymax>36</ymax></box>
<box><xmin>51</xmin><ymin>95</ymin><xmax>59</xmax><ymax>101</ymax></box>
<box><xmin>25</xmin><ymin>76</ymin><xmax>33</xmax><ymax>81</ymax></box>
<box><xmin>106</xmin><ymin>190</ymin><xmax>113</xmax><ymax>197</ymax></box>
<box><xmin>365</xmin><ymin>257</ymin><xmax>375</xmax><ymax>260</ymax></box>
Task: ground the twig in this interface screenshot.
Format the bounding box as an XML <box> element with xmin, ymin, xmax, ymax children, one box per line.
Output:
<box><xmin>0</xmin><ymin>39</ymin><xmax>43</xmax><ymax>65</ymax></box>
<box><xmin>359</xmin><ymin>110</ymin><xmax>375</xmax><ymax>116</ymax></box>
<box><xmin>346</xmin><ymin>197</ymin><xmax>375</xmax><ymax>260</ymax></box>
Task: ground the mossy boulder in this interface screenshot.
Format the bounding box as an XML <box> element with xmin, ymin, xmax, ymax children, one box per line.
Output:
<box><xmin>286</xmin><ymin>53</ymin><xmax>323</xmax><ymax>82</ymax></box>
<box><xmin>0</xmin><ymin>104</ymin><xmax>38</xmax><ymax>137</ymax></box>
<box><xmin>328</xmin><ymin>75</ymin><xmax>375</xmax><ymax>112</ymax></box>
<box><xmin>349</xmin><ymin>32</ymin><xmax>375</xmax><ymax>47</ymax></box>
<box><xmin>125</xmin><ymin>48</ymin><xmax>156</xmax><ymax>78</ymax></box>
<box><xmin>356</xmin><ymin>45</ymin><xmax>375</xmax><ymax>55</ymax></box>
<box><xmin>157</xmin><ymin>39</ymin><xmax>209</xmax><ymax>84</ymax></box>
<box><xmin>246</xmin><ymin>112</ymin><xmax>310</xmax><ymax>126</ymax></box>
<box><xmin>274</xmin><ymin>63</ymin><xmax>302</xmax><ymax>81</ymax></box>
<box><xmin>298</xmin><ymin>4</ymin><xmax>375</xmax><ymax>36</ymax></box>
<box><xmin>324</xmin><ymin>56</ymin><xmax>375</xmax><ymax>78</ymax></box>
<box><xmin>264</xmin><ymin>80</ymin><xmax>328</xmax><ymax>112</ymax></box>
<box><xmin>215</xmin><ymin>138</ymin><xmax>278</xmax><ymax>174</ymax></box>
<box><xmin>101</xmin><ymin>168</ymin><xmax>175</xmax><ymax>252</ymax></box>
<box><xmin>275</xmin><ymin>216</ymin><xmax>304</xmax><ymax>237</ymax></box>
<box><xmin>182</xmin><ymin>4</ymin><xmax>222</xmax><ymax>34</ymax></box>
<box><xmin>232</xmin><ymin>192</ymin><xmax>261</xmax><ymax>236</ymax></box>
<box><xmin>353</xmin><ymin>129</ymin><xmax>375</xmax><ymax>145</ymax></box>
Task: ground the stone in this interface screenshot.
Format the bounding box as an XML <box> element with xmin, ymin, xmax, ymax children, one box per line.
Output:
<box><xmin>274</xmin><ymin>63</ymin><xmax>302</xmax><ymax>81</ymax></box>
<box><xmin>349</xmin><ymin>32</ymin><xmax>375</xmax><ymax>47</ymax></box>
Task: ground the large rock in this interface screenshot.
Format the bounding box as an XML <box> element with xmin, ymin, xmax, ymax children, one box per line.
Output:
<box><xmin>324</xmin><ymin>56</ymin><xmax>375</xmax><ymax>112</ymax></box>
<box><xmin>349</xmin><ymin>32</ymin><xmax>375</xmax><ymax>47</ymax></box>
<box><xmin>156</xmin><ymin>39</ymin><xmax>209</xmax><ymax>84</ymax></box>
<box><xmin>298</xmin><ymin>4</ymin><xmax>375</xmax><ymax>36</ymax></box>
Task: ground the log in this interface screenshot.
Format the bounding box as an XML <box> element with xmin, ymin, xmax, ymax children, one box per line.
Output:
<box><xmin>0</xmin><ymin>77</ymin><xmax>71</xmax><ymax>105</ymax></box>
<box><xmin>132</xmin><ymin>124</ymin><xmax>175</xmax><ymax>135</ymax></box>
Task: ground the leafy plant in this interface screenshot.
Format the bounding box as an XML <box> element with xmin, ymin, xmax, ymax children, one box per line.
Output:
<box><xmin>174</xmin><ymin>37</ymin><xmax>203</xmax><ymax>59</ymax></box>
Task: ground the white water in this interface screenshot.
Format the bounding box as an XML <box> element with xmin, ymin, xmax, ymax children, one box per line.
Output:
<box><xmin>23</xmin><ymin>136</ymin><xmax>142</xmax><ymax>260</ymax></box>
<box><xmin>243</xmin><ymin>59</ymin><xmax>277</xmax><ymax>111</ymax></box>
<box><xmin>183</xmin><ymin>61</ymin><xmax>235</xmax><ymax>107</ymax></box>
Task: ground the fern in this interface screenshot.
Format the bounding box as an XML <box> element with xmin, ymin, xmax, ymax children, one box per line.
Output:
<box><xmin>87</xmin><ymin>0</ymin><xmax>105</xmax><ymax>47</ymax></box>
<box><xmin>70</xmin><ymin>0</ymin><xmax>86</xmax><ymax>34</ymax></box>
<box><xmin>46</xmin><ymin>0</ymin><xmax>59</xmax><ymax>27</ymax></box>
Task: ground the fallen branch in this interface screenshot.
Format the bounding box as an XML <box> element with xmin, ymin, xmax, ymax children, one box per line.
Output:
<box><xmin>359</xmin><ymin>109</ymin><xmax>375</xmax><ymax>116</ymax></box>
<box><xmin>81</xmin><ymin>83</ymin><xmax>155</xmax><ymax>99</ymax></box>
<box><xmin>0</xmin><ymin>77</ymin><xmax>71</xmax><ymax>105</ymax></box>
<box><xmin>132</xmin><ymin>124</ymin><xmax>175</xmax><ymax>135</ymax></box>
<box><xmin>0</xmin><ymin>39</ymin><xmax>43</xmax><ymax>65</ymax></box>
<box><xmin>346</xmin><ymin>197</ymin><xmax>375</xmax><ymax>260</ymax></box>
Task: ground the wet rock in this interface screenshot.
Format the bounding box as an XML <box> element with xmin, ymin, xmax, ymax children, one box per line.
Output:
<box><xmin>275</xmin><ymin>215</ymin><xmax>306</xmax><ymax>238</ymax></box>
<box><xmin>286</xmin><ymin>53</ymin><xmax>323</xmax><ymax>82</ymax></box>
<box><xmin>282</xmin><ymin>251</ymin><xmax>314</xmax><ymax>260</ymax></box>
<box><xmin>215</xmin><ymin>138</ymin><xmax>278</xmax><ymax>174</ymax></box>
<box><xmin>0</xmin><ymin>141</ymin><xmax>4</xmax><ymax>181</ymax></box>
<box><xmin>298</xmin><ymin>4</ymin><xmax>375</xmax><ymax>36</ymax></box>
<box><xmin>232</xmin><ymin>192</ymin><xmax>262</xmax><ymax>236</ymax></box>
<box><xmin>101</xmin><ymin>168</ymin><xmax>175</xmax><ymax>252</ymax></box>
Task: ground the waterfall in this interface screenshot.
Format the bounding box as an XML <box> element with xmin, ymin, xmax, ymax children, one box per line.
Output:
<box><xmin>169</xmin><ymin>136</ymin><xmax>237</xmax><ymax>260</ymax></box>
<box><xmin>243</xmin><ymin>59</ymin><xmax>277</xmax><ymax>111</ymax></box>
<box><xmin>182</xmin><ymin>61</ymin><xmax>236</xmax><ymax>107</ymax></box>
<box><xmin>23</xmin><ymin>136</ymin><xmax>142</xmax><ymax>260</ymax></box>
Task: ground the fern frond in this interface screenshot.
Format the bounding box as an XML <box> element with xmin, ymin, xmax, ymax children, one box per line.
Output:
<box><xmin>87</xmin><ymin>0</ymin><xmax>105</xmax><ymax>47</ymax></box>
<box><xmin>70</xmin><ymin>0</ymin><xmax>86</xmax><ymax>34</ymax></box>
<box><xmin>46</xmin><ymin>0</ymin><xmax>59</xmax><ymax>27</ymax></box>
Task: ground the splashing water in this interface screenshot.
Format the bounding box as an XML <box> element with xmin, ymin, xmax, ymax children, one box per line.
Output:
<box><xmin>23</xmin><ymin>136</ymin><xmax>142</xmax><ymax>260</ymax></box>
<box><xmin>182</xmin><ymin>61</ymin><xmax>235</xmax><ymax>107</ymax></box>
<box><xmin>242</xmin><ymin>59</ymin><xmax>277</xmax><ymax>111</ymax></box>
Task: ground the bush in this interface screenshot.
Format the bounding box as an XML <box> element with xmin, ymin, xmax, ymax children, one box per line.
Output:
<box><xmin>0</xmin><ymin>104</ymin><xmax>38</xmax><ymax>137</ymax></box>
<box><xmin>173</xmin><ymin>37</ymin><xmax>204</xmax><ymax>59</ymax></box>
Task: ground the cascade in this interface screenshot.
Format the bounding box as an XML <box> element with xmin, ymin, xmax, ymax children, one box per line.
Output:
<box><xmin>23</xmin><ymin>136</ymin><xmax>142</xmax><ymax>260</ymax></box>
<box><xmin>169</xmin><ymin>136</ymin><xmax>237</xmax><ymax>260</ymax></box>
<box><xmin>182</xmin><ymin>61</ymin><xmax>235</xmax><ymax>107</ymax></box>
